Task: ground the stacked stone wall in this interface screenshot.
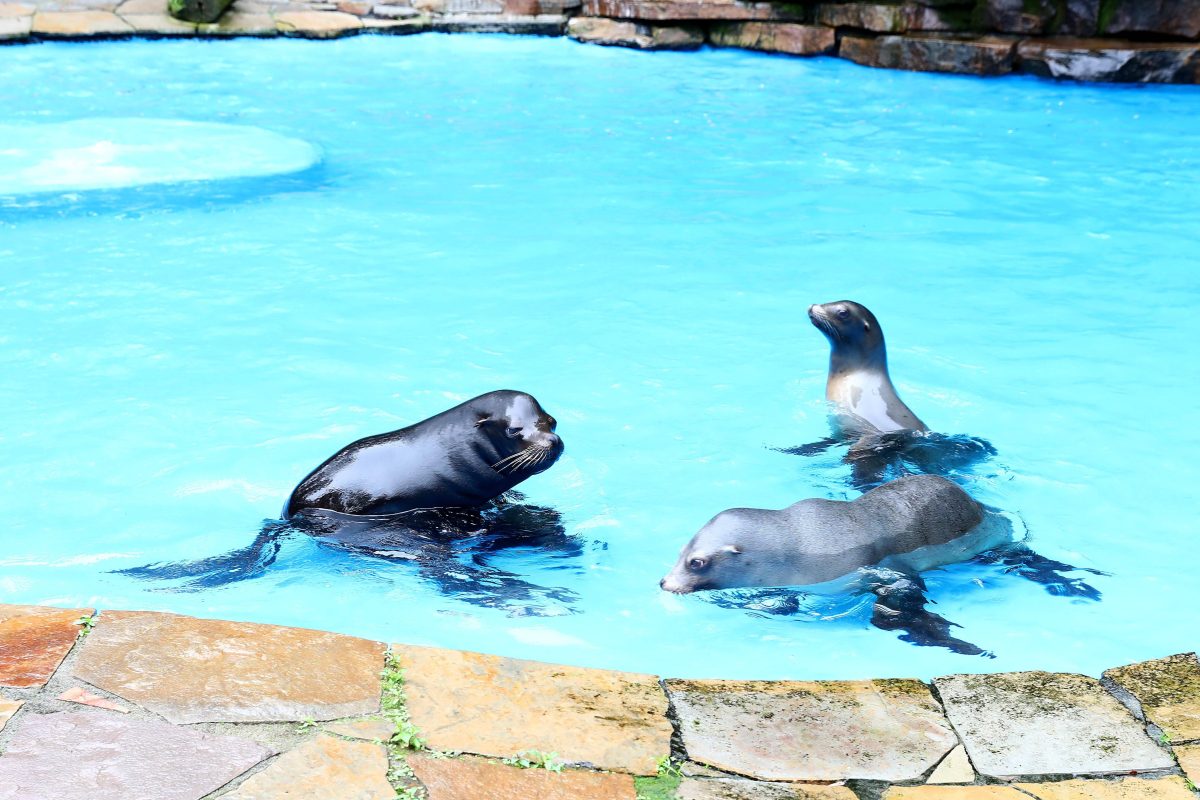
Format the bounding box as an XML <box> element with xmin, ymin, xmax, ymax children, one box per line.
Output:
<box><xmin>567</xmin><ymin>0</ymin><xmax>1200</xmax><ymax>81</ymax></box>
<box><xmin>3</xmin><ymin>0</ymin><xmax>1199</xmax><ymax>82</ymax></box>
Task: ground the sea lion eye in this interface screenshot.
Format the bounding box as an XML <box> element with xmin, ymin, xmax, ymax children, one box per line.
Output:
<box><xmin>505</xmin><ymin>426</ymin><xmax>523</xmax><ymax>438</ymax></box>
<box><xmin>837</xmin><ymin>308</ymin><xmax>851</xmax><ymax>320</ymax></box>
<box><xmin>688</xmin><ymin>558</ymin><xmax>707</xmax><ymax>571</ymax></box>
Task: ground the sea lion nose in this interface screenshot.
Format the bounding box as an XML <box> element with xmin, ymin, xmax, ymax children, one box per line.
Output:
<box><xmin>659</xmin><ymin>578</ymin><xmax>666</xmax><ymax>589</ymax></box>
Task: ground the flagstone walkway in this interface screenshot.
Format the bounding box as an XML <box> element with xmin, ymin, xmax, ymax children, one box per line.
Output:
<box><xmin>0</xmin><ymin>602</ymin><xmax>1197</xmax><ymax>799</ymax></box>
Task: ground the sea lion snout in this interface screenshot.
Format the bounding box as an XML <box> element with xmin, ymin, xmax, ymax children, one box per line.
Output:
<box><xmin>659</xmin><ymin>573</ymin><xmax>694</xmax><ymax>595</ymax></box>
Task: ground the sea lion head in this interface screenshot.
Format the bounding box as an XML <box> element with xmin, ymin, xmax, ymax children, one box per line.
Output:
<box><xmin>808</xmin><ymin>300</ymin><xmax>885</xmax><ymax>364</ymax></box>
<box><xmin>659</xmin><ymin>511</ymin><xmax>751</xmax><ymax>594</ymax></box>
<box><xmin>473</xmin><ymin>390</ymin><xmax>564</xmax><ymax>479</ymax></box>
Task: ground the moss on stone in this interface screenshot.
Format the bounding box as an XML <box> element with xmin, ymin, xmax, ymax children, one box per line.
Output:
<box><xmin>1096</xmin><ymin>0</ymin><xmax>1119</xmax><ymax>33</ymax></box>
<box><xmin>634</xmin><ymin>772</ymin><xmax>681</xmax><ymax>800</ymax></box>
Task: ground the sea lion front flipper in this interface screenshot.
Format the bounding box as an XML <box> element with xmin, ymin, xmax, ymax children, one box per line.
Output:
<box><xmin>975</xmin><ymin>542</ymin><xmax>1106</xmax><ymax>600</ymax></box>
<box><xmin>866</xmin><ymin>570</ymin><xmax>993</xmax><ymax>657</ymax></box>
<box><xmin>773</xmin><ymin>437</ymin><xmax>842</xmax><ymax>457</ymax></box>
<box><xmin>111</xmin><ymin>523</ymin><xmax>287</xmax><ymax>591</ymax></box>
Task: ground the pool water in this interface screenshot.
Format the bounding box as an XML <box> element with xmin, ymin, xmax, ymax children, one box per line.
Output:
<box><xmin>1</xmin><ymin>36</ymin><xmax>1198</xmax><ymax>680</ymax></box>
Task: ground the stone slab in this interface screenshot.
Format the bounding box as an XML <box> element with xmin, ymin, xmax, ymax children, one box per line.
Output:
<box><xmin>0</xmin><ymin>698</ymin><xmax>21</xmax><ymax>733</ymax></box>
<box><xmin>398</xmin><ymin>645</ymin><xmax>672</xmax><ymax>775</ymax></box>
<box><xmin>361</xmin><ymin>15</ymin><xmax>429</xmax><ymax>30</ymax></box>
<box><xmin>58</xmin><ymin>686</ymin><xmax>130</xmax><ymax>712</ymax></box>
<box><xmin>0</xmin><ymin>710</ymin><xmax>272</xmax><ymax>800</ymax></box>
<box><xmin>581</xmin><ymin>0</ymin><xmax>799</xmax><ymax>22</ymax></box>
<box><xmin>677</xmin><ymin>777</ymin><xmax>858</xmax><ymax>799</ymax></box>
<box><xmin>370</xmin><ymin>3</ymin><xmax>418</xmax><ymax>16</ymax></box>
<box><xmin>0</xmin><ymin>604</ymin><xmax>90</xmax><ymax>688</ymax></box>
<box><xmin>115</xmin><ymin>0</ymin><xmax>165</xmax><ymax>13</ymax></box>
<box><xmin>840</xmin><ymin>34</ymin><xmax>1017</xmax><ymax>76</ymax></box>
<box><xmin>223</xmin><ymin>734</ymin><xmax>393</xmax><ymax>800</ymax></box>
<box><xmin>977</xmin><ymin>0</ymin><xmax>1051</xmax><ymax>35</ymax></box>
<box><xmin>925</xmin><ymin>744</ymin><xmax>973</xmax><ymax>784</ymax></box>
<box><xmin>0</xmin><ymin>14</ymin><xmax>31</xmax><ymax>36</ymax></box>
<box><xmin>814</xmin><ymin>3</ymin><xmax>953</xmax><ymax>33</ymax></box>
<box><xmin>708</xmin><ymin>22</ymin><xmax>835</xmax><ymax>55</ymax></box>
<box><xmin>195</xmin><ymin>10</ymin><xmax>277</xmax><ymax>33</ymax></box>
<box><xmin>274</xmin><ymin>9</ymin><xmax>363</xmax><ymax>34</ymax></box>
<box><xmin>324</xmin><ymin>717</ymin><xmax>397</xmax><ymax>741</ymax></box>
<box><xmin>0</xmin><ymin>2</ymin><xmax>34</xmax><ymax>14</ymax></box>
<box><xmin>1017</xmin><ymin>38</ymin><xmax>1200</xmax><ymax>83</ymax></box>
<box><xmin>1104</xmin><ymin>0</ymin><xmax>1200</xmax><ymax>39</ymax></box>
<box><xmin>1175</xmin><ymin>743</ymin><xmax>1200</xmax><ymax>785</ymax></box>
<box><xmin>664</xmin><ymin>678</ymin><xmax>956</xmax><ymax>782</ymax></box>
<box><xmin>430</xmin><ymin>12</ymin><xmax>564</xmax><ymax>33</ymax></box>
<box><xmin>567</xmin><ymin>16</ymin><xmax>701</xmax><ymax>48</ymax></box>
<box><xmin>933</xmin><ymin>671</ymin><xmax>1175</xmax><ymax>779</ymax></box>
<box><xmin>72</xmin><ymin>611</ymin><xmax>385</xmax><ymax>724</ymax></box>
<box><xmin>409</xmin><ymin>754</ymin><xmax>637</xmax><ymax>800</ymax></box>
<box><xmin>120</xmin><ymin>11</ymin><xmax>198</xmax><ymax>31</ymax></box>
<box><xmin>1104</xmin><ymin>653</ymin><xmax>1200</xmax><ymax>742</ymax></box>
<box><xmin>883</xmin><ymin>789</ymin><xmax>1028</xmax><ymax>800</ymax></box>
<box><xmin>1014</xmin><ymin>777</ymin><xmax>1197</xmax><ymax>799</ymax></box>
<box><xmin>31</xmin><ymin>8</ymin><xmax>133</xmax><ymax>33</ymax></box>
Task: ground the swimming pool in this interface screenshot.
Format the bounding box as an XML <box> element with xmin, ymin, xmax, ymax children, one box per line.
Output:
<box><xmin>2</xmin><ymin>35</ymin><xmax>1197</xmax><ymax>680</ymax></box>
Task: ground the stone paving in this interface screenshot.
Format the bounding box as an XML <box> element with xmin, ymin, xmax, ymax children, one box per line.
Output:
<box><xmin>1</xmin><ymin>0</ymin><xmax>1198</xmax><ymax>83</ymax></box>
<box><xmin>0</xmin><ymin>603</ymin><xmax>1197</xmax><ymax>799</ymax></box>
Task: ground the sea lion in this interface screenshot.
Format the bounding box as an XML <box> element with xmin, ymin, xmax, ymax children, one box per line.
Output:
<box><xmin>660</xmin><ymin>475</ymin><xmax>1006</xmax><ymax>595</ymax></box>
<box><xmin>791</xmin><ymin>301</ymin><xmax>995</xmax><ymax>491</ymax></box>
<box><xmin>284</xmin><ymin>390</ymin><xmax>563</xmax><ymax>518</ymax></box>
<box><xmin>660</xmin><ymin>475</ymin><xmax>1103</xmax><ymax>656</ymax></box>
<box><xmin>808</xmin><ymin>300</ymin><xmax>927</xmax><ymax>438</ymax></box>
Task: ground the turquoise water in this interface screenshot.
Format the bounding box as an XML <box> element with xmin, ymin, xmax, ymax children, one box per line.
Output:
<box><xmin>1</xmin><ymin>36</ymin><xmax>1198</xmax><ymax>680</ymax></box>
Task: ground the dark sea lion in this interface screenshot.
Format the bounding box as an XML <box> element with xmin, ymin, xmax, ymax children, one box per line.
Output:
<box><xmin>808</xmin><ymin>300</ymin><xmax>927</xmax><ymax>437</ymax></box>
<box><xmin>284</xmin><ymin>390</ymin><xmax>563</xmax><ymax>518</ymax></box>
<box><xmin>660</xmin><ymin>475</ymin><xmax>1103</xmax><ymax>655</ymax></box>
<box><xmin>115</xmin><ymin>498</ymin><xmax>584</xmax><ymax>616</ymax></box>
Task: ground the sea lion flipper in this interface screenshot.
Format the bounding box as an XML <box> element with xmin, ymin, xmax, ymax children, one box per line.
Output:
<box><xmin>773</xmin><ymin>437</ymin><xmax>842</xmax><ymax>457</ymax></box>
<box><xmin>975</xmin><ymin>543</ymin><xmax>1106</xmax><ymax>600</ymax></box>
<box><xmin>110</xmin><ymin>524</ymin><xmax>286</xmax><ymax>591</ymax></box>
<box><xmin>866</xmin><ymin>571</ymin><xmax>993</xmax><ymax>658</ymax></box>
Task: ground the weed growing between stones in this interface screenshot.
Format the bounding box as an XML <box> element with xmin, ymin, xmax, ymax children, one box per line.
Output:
<box><xmin>74</xmin><ymin>614</ymin><xmax>97</xmax><ymax>637</ymax></box>
<box><xmin>381</xmin><ymin>649</ymin><xmax>427</xmax><ymax>798</ymax></box>
<box><xmin>634</xmin><ymin>756</ymin><xmax>681</xmax><ymax>800</ymax></box>
<box><xmin>503</xmin><ymin>749</ymin><xmax>564</xmax><ymax>772</ymax></box>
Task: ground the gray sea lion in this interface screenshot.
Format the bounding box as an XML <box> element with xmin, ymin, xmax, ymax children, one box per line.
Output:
<box><xmin>284</xmin><ymin>390</ymin><xmax>563</xmax><ymax>518</ymax></box>
<box><xmin>660</xmin><ymin>475</ymin><xmax>1007</xmax><ymax>595</ymax></box>
<box><xmin>788</xmin><ymin>300</ymin><xmax>995</xmax><ymax>491</ymax></box>
<box><xmin>660</xmin><ymin>475</ymin><xmax>1104</xmax><ymax>656</ymax></box>
<box><xmin>808</xmin><ymin>300</ymin><xmax>927</xmax><ymax>437</ymax></box>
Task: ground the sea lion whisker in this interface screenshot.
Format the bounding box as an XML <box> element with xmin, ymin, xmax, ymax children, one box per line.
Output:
<box><xmin>491</xmin><ymin>451</ymin><xmax>525</xmax><ymax>470</ymax></box>
<box><xmin>495</xmin><ymin>449</ymin><xmax>535</xmax><ymax>474</ymax></box>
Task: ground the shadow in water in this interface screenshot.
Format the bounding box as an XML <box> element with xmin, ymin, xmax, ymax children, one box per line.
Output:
<box><xmin>700</xmin><ymin>540</ymin><xmax>1107</xmax><ymax>658</ymax></box>
<box><xmin>114</xmin><ymin>493</ymin><xmax>584</xmax><ymax>618</ymax></box>
<box><xmin>775</xmin><ymin>430</ymin><xmax>999</xmax><ymax>492</ymax></box>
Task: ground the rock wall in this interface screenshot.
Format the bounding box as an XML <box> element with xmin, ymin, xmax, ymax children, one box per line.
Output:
<box><xmin>12</xmin><ymin>0</ymin><xmax>1200</xmax><ymax>82</ymax></box>
<box><xmin>567</xmin><ymin>0</ymin><xmax>1200</xmax><ymax>82</ymax></box>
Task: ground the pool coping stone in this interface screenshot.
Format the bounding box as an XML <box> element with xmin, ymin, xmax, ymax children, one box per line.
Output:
<box><xmin>0</xmin><ymin>603</ymin><xmax>1197</xmax><ymax>799</ymax></box>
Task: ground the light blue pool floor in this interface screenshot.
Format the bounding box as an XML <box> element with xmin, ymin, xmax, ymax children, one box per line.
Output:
<box><xmin>1</xmin><ymin>35</ymin><xmax>1198</xmax><ymax>680</ymax></box>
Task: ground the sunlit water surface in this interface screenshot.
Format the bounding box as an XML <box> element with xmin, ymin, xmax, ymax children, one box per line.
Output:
<box><xmin>2</xmin><ymin>36</ymin><xmax>1198</xmax><ymax>680</ymax></box>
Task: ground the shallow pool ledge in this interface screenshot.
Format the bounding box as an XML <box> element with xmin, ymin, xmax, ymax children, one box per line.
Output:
<box><xmin>3</xmin><ymin>0</ymin><xmax>1200</xmax><ymax>85</ymax></box>
<box><xmin>0</xmin><ymin>603</ymin><xmax>1197</xmax><ymax>799</ymax></box>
